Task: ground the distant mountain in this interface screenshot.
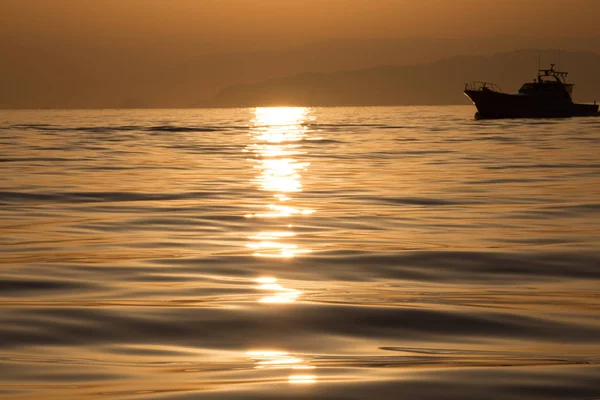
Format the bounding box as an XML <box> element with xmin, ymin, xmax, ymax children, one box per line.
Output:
<box><xmin>210</xmin><ymin>50</ymin><xmax>600</xmax><ymax>108</ymax></box>
<box><xmin>184</xmin><ymin>36</ymin><xmax>600</xmax><ymax>106</ymax></box>
<box><xmin>2</xmin><ymin>36</ymin><xmax>599</xmax><ymax>109</ymax></box>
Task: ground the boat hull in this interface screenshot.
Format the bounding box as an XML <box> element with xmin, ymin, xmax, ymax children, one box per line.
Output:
<box><xmin>464</xmin><ymin>89</ymin><xmax>599</xmax><ymax>119</ymax></box>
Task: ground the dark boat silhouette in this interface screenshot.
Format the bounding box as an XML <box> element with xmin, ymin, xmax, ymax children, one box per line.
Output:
<box><xmin>464</xmin><ymin>64</ymin><xmax>599</xmax><ymax>119</ymax></box>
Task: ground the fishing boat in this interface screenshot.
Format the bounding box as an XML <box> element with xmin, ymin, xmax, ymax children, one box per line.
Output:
<box><xmin>464</xmin><ymin>64</ymin><xmax>598</xmax><ymax>119</ymax></box>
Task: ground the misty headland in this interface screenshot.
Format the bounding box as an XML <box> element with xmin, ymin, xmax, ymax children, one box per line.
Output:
<box><xmin>211</xmin><ymin>48</ymin><xmax>600</xmax><ymax>108</ymax></box>
<box><xmin>2</xmin><ymin>36</ymin><xmax>600</xmax><ymax>109</ymax></box>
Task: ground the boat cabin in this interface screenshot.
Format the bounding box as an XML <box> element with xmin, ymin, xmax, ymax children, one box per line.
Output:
<box><xmin>518</xmin><ymin>64</ymin><xmax>573</xmax><ymax>98</ymax></box>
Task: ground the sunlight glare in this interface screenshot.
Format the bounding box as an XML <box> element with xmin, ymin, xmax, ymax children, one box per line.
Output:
<box><xmin>253</xmin><ymin>277</ymin><xmax>303</xmax><ymax>303</ymax></box>
<box><xmin>246</xmin><ymin>348</ymin><xmax>318</xmax><ymax>385</ymax></box>
<box><xmin>245</xmin><ymin>107</ymin><xmax>313</xmax><ymax>258</ymax></box>
<box><xmin>288</xmin><ymin>375</ymin><xmax>318</xmax><ymax>384</ymax></box>
<box><xmin>253</xmin><ymin>107</ymin><xmax>309</xmax><ymax>128</ymax></box>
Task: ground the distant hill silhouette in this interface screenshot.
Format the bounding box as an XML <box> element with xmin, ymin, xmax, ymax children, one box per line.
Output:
<box><xmin>211</xmin><ymin>50</ymin><xmax>600</xmax><ymax>108</ymax></box>
<box><xmin>2</xmin><ymin>36</ymin><xmax>600</xmax><ymax>109</ymax></box>
<box><xmin>185</xmin><ymin>37</ymin><xmax>599</xmax><ymax>107</ymax></box>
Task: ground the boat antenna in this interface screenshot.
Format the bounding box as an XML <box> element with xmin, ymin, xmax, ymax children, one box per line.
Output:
<box><xmin>538</xmin><ymin>50</ymin><xmax>541</xmax><ymax>71</ymax></box>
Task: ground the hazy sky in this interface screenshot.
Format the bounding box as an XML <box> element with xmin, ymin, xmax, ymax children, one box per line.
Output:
<box><xmin>3</xmin><ymin>0</ymin><xmax>599</xmax><ymax>52</ymax></box>
<box><xmin>2</xmin><ymin>0</ymin><xmax>599</xmax><ymax>108</ymax></box>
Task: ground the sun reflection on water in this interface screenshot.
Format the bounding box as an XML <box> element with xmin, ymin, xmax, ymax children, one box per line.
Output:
<box><xmin>253</xmin><ymin>277</ymin><xmax>302</xmax><ymax>303</ymax></box>
<box><xmin>246</xmin><ymin>349</ymin><xmax>318</xmax><ymax>385</ymax></box>
<box><xmin>245</xmin><ymin>107</ymin><xmax>314</xmax><ymax>258</ymax></box>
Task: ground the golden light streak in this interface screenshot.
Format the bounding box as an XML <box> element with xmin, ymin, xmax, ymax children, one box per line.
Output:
<box><xmin>253</xmin><ymin>277</ymin><xmax>302</xmax><ymax>303</ymax></box>
<box><xmin>288</xmin><ymin>375</ymin><xmax>318</xmax><ymax>384</ymax></box>
<box><xmin>254</xmin><ymin>277</ymin><xmax>278</xmax><ymax>284</ymax></box>
<box><xmin>245</xmin><ymin>107</ymin><xmax>314</xmax><ymax>258</ymax></box>
<box><xmin>246</xmin><ymin>348</ymin><xmax>318</xmax><ymax>385</ymax></box>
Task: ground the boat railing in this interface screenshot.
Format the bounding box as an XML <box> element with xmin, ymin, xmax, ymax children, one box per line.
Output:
<box><xmin>465</xmin><ymin>81</ymin><xmax>503</xmax><ymax>93</ymax></box>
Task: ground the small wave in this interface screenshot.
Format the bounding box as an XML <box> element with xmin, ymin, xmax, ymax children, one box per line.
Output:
<box><xmin>0</xmin><ymin>278</ymin><xmax>95</xmax><ymax>294</ymax></box>
<box><xmin>8</xmin><ymin>123</ymin><xmax>53</xmax><ymax>128</ymax></box>
<box><xmin>400</xmin><ymin>150</ymin><xmax>456</xmax><ymax>155</ymax></box>
<box><xmin>304</xmin><ymin>250</ymin><xmax>600</xmax><ymax>283</ymax></box>
<box><xmin>0</xmin><ymin>157</ymin><xmax>74</xmax><ymax>163</ymax></box>
<box><xmin>354</xmin><ymin>196</ymin><xmax>476</xmax><ymax>206</ymax></box>
<box><xmin>147</xmin><ymin>125</ymin><xmax>227</xmax><ymax>133</ymax></box>
<box><xmin>309</xmin><ymin>123</ymin><xmax>388</xmax><ymax>128</ymax></box>
<box><xmin>6</xmin><ymin>124</ymin><xmax>232</xmax><ymax>133</ymax></box>
<box><xmin>303</xmin><ymin>139</ymin><xmax>344</xmax><ymax>144</ymax></box>
<box><xmin>0</xmin><ymin>190</ymin><xmax>218</xmax><ymax>205</ymax></box>
<box><xmin>1</xmin><ymin>302</ymin><xmax>598</xmax><ymax>350</ymax></box>
<box><xmin>486</xmin><ymin>163</ymin><xmax>600</xmax><ymax>170</ymax></box>
<box><xmin>378</xmin><ymin>125</ymin><xmax>415</xmax><ymax>129</ymax></box>
<box><xmin>469</xmin><ymin>178</ymin><xmax>551</xmax><ymax>185</ymax></box>
<box><xmin>532</xmin><ymin>203</ymin><xmax>600</xmax><ymax>217</ymax></box>
<box><xmin>8</xmin><ymin>124</ymin><xmax>137</xmax><ymax>133</ymax></box>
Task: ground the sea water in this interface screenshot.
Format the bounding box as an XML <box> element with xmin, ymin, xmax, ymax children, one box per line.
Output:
<box><xmin>0</xmin><ymin>106</ymin><xmax>599</xmax><ymax>399</ymax></box>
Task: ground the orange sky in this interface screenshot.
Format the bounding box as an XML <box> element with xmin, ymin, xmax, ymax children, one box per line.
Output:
<box><xmin>1</xmin><ymin>0</ymin><xmax>599</xmax><ymax>108</ymax></box>
<box><xmin>2</xmin><ymin>0</ymin><xmax>599</xmax><ymax>51</ymax></box>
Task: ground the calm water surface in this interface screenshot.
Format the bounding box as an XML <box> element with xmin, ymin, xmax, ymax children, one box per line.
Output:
<box><xmin>0</xmin><ymin>106</ymin><xmax>599</xmax><ymax>399</ymax></box>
